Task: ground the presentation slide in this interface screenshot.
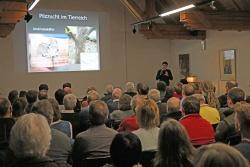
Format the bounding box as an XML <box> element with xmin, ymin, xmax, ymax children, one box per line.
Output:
<box><xmin>26</xmin><ymin>10</ymin><xmax>100</xmax><ymax>72</ymax></box>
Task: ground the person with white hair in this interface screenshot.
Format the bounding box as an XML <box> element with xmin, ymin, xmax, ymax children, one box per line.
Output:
<box><xmin>62</xmin><ymin>94</ymin><xmax>77</xmax><ymax>113</ymax></box>
<box><xmin>148</xmin><ymin>89</ymin><xmax>167</xmax><ymax>117</ymax></box>
<box><xmin>124</xmin><ymin>82</ymin><xmax>137</xmax><ymax>97</ymax></box>
<box><xmin>107</xmin><ymin>87</ymin><xmax>123</xmax><ymax>113</ymax></box>
<box><xmin>8</xmin><ymin>113</ymin><xmax>70</xmax><ymax>167</ymax></box>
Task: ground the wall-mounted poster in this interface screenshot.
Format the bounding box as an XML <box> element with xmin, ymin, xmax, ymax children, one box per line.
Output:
<box><xmin>179</xmin><ymin>54</ymin><xmax>190</xmax><ymax>77</ymax></box>
<box><xmin>219</xmin><ymin>49</ymin><xmax>236</xmax><ymax>81</ymax></box>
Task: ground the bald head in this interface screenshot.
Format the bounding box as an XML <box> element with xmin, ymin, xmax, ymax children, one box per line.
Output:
<box><xmin>167</xmin><ymin>97</ymin><xmax>180</xmax><ymax>113</ymax></box>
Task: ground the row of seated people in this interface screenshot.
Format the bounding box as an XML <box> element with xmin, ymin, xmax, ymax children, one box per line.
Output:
<box><xmin>0</xmin><ymin>80</ymin><xmax>250</xmax><ymax>167</ymax></box>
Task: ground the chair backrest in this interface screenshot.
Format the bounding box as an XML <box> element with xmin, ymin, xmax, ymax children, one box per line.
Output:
<box><xmin>140</xmin><ymin>151</ymin><xmax>156</xmax><ymax>167</ymax></box>
<box><xmin>82</xmin><ymin>157</ymin><xmax>111</xmax><ymax>167</ymax></box>
<box><xmin>61</xmin><ymin>113</ymin><xmax>81</xmax><ymax>138</ymax></box>
<box><xmin>0</xmin><ymin>118</ymin><xmax>15</xmax><ymax>149</ymax></box>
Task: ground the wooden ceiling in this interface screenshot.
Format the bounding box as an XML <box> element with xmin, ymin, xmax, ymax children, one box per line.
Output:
<box><xmin>121</xmin><ymin>0</ymin><xmax>250</xmax><ymax>40</ymax></box>
<box><xmin>0</xmin><ymin>0</ymin><xmax>34</xmax><ymax>38</ymax></box>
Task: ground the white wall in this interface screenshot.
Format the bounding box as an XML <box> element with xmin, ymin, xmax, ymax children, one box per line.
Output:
<box><xmin>0</xmin><ymin>0</ymin><xmax>170</xmax><ymax>97</ymax></box>
<box><xmin>170</xmin><ymin>31</ymin><xmax>250</xmax><ymax>95</ymax></box>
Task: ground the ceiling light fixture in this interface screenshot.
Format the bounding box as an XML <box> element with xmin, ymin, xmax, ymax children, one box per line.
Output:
<box><xmin>28</xmin><ymin>0</ymin><xmax>40</xmax><ymax>11</ymax></box>
<box><xmin>159</xmin><ymin>4</ymin><xmax>195</xmax><ymax>17</ymax></box>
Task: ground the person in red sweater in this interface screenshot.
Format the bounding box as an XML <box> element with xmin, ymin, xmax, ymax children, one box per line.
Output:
<box><xmin>179</xmin><ymin>96</ymin><xmax>215</xmax><ymax>147</ymax></box>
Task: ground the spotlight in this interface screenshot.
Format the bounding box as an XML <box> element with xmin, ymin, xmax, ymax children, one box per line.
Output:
<box><xmin>133</xmin><ymin>26</ymin><xmax>136</xmax><ymax>34</ymax></box>
<box><xmin>210</xmin><ymin>1</ymin><xmax>217</xmax><ymax>10</ymax></box>
<box><xmin>24</xmin><ymin>12</ymin><xmax>33</xmax><ymax>23</ymax></box>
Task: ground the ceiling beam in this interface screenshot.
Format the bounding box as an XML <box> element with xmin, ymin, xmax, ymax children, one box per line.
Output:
<box><xmin>145</xmin><ymin>0</ymin><xmax>156</xmax><ymax>18</ymax></box>
<box><xmin>120</xmin><ymin>0</ymin><xmax>145</xmax><ymax>21</ymax></box>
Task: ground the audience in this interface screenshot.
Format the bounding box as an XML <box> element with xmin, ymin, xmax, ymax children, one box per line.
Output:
<box><xmin>54</xmin><ymin>89</ymin><xmax>66</xmax><ymax>111</ymax></box>
<box><xmin>234</xmin><ymin>102</ymin><xmax>250</xmax><ymax>162</ymax></box>
<box><xmin>101</xmin><ymin>84</ymin><xmax>114</xmax><ymax>103</ymax></box>
<box><xmin>62</xmin><ymin>94</ymin><xmax>77</xmax><ymax>113</ymax></box>
<box><xmin>38</xmin><ymin>84</ymin><xmax>49</xmax><ymax>100</ymax></box>
<box><xmin>12</xmin><ymin>98</ymin><xmax>27</xmax><ymax>119</ymax></box>
<box><xmin>161</xmin><ymin>86</ymin><xmax>174</xmax><ymax>103</ymax></box>
<box><xmin>8</xmin><ymin>90</ymin><xmax>18</xmax><ymax>105</ymax></box>
<box><xmin>148</xmin><ymin>89</ymin><xmax>166</xmax><ymax>117</ymax></box>
<box><xmin>160</xmin><ymin>97</ymin><xmax>182</xmax><ymax>123</ymax></box>
<box><xmin>194</xmin><ymin>143</ymin><xmax>249</xmax><ymax>167</ymax></box>
<box><xmin>218</xmin><ymin>81</ymin><xmax>238</xmax><ymax>108</ymax></box>
<box><xmin>72</xmin><ymin>100</ymin><xmax>117</xmax><ymax>167</ymax></box>
<box><xmin>156</xmin><ymin>81</ymin><xmax>166</xmax><ymax>101</ymax></box>
<box><xmin>107</xmin><ymin>87</ymin><xmax>123</xmax><ymax>113</ymax></box>
<box><xmin>137</xmin><ymin>83</ymin><xmax>149</xmax><ymax>99</ymax></box>
<box><xmin>8</xmin><ymin>113</ymin><xmax>70</xmax><ymax>167</ymax></box>
<box><xmin>180</xmin><ymin>96</ymin><xmax>215</xmax><ymax>146</ymax></box>
<box><xmin>200</xmin><ymin>81</ymin><xmax>220</xmax><ymax>109</ymax></box>
<box><xmin>32</xmin><ymin>100</ymin><xmax>71</xmax><ymax>164</ymax></box>
<box><xmin>63</xmin><ymin>82</ymin><xmax>72</xmax><ymax>94</ymax></box>
<box><xmin>18</xmin><ymin>91</ymin><xmax>27</xmax><ymax>98</ymax></box>
<box><xmin>124</xmin><ymin>82</ymin><xmax>137</xmax><ymax>97</ymax></box>
<box><xmin>154</xmin><ymin>119</ymin><xmax>195</xmax><ymax>167</ymax></box>
<box><xmin>133</xmin><ymin>99</ymin><xmax>160</xmax><ymax>151</ymax></box>
<box><xmin>216</xmin><ymin>87</ymin><xmax>245</xmax><ymax>145</ymax></box>
<box><xmin>172</xmin><ymin>82</ymin><xmax>183</xmax><ymax>99</ymax></box>
<box><xmin>25</xmin><ymin>90</ymin><xmax>38</xmax><ymax>113</ymax></box>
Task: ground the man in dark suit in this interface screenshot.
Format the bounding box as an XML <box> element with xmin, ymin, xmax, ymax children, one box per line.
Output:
<box><xmin>156</xmin><ymin>61</ymin><xmax>173</xmax><ymax>86</ymax></box>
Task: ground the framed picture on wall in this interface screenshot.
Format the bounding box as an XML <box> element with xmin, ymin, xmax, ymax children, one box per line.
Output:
<box><xmin>179</xmin><ymin>54</ymin><xmax>190</xmax><ymax>77</ymax></box>
<box><xmin>219</xmin><ymin>49</ymin><xmax>236</xmax><ymax>81</ymax></box>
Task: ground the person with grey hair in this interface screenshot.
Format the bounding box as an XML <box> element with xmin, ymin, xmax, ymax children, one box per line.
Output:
<box><xmin>32</xmin><ymin>100</ymin><xmax>71</xmax><ymax>164</ymax></box>
<box><xmin>72</xmin><ymin>100</ymin><xmax>117</xmax><ymax>167</ymax></box>
<box><xmin>101</xmin><ymin>84</ymin><xmax>114</xmax><ymax>103</ymax></box>
<box><xmin>107</xmin><ymin>87</ymin><xmax>123</xmax><ymax>113</ymax></box>
<box><xmin>124</xmin><ymin>82</ymin><xmax>137</xmax><ymax>97</ymax></box>
<box><xmin>148</xmin><ymin>89</ymin><xmax>167</xmax><ymax>118</ymax></box>
<box><xmin>62</xmin><ymin>94</ymin><xmax>77</xmax><ymax>113</ymax></box>
<box><xmin>160</xmin><ymin>97</ymin><xmax>182</xmax><ymax>123</ymax></box>
<box><xmin>218</xmin><ymin>81</ymin><xmax>238</xmax><ymax>108</ymax></box>
<box><xmin>110</xmin><ymin>94</ymin><xmax>133</xmax><ymax>122</ymax></box>
<box><xmin>7</xmin><ymin>113</ymin><xmax>64</xmax><ymax>167</ymax></box>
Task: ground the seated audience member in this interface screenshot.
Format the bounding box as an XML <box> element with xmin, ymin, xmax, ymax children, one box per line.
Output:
<box><xmin>107</xmin><ymin>132</ymin><xmax>142</xmax><ymax>167</ymax></box>
<box><xmin>12</xmin><ymin>98</ymin><xmax>27</xmax><ymax>119</ymax></box>
<box><xmin>72</xmin><ymin>100</ymin><xmax>117</xmax><ymax>167</ymax></box>
<box><xmin>0</xmin><ymin>98</ymin><xmax>15</xmax><ymax>148</ymax></box>
<box><xmin>216</xmin><ymin>88</ymin><xmax>245</xmax><ymax>145</ymax></box>
<box><xmin>49</xmin><ymin>98</ymin><xmax>73</xmax><ymax>139</ymax></box>
<box><xmin>81</xmin><ymin>90</ymin><xmax>100</xmax><ymax>112</ymax></box>
<box><xmin>137</xmin><ymin>83</ymin><xmax>149</xmax><ymax>99</ymax></box>
<box><xmin>110</xmin><ymin>94</ymin><xmax>133</xmax><ymax>121</ymax></box>
<box><xmin>54</xmin><ymin>89</ymin><xmax>66</xmax><ymax>111</ymax></box>
<box><xmin>156</xmin><ymin>81</ymin><xmax>166</xmax><ymax>101</ymax></box>
<box><xmin>179</xmin><ymin>83</ymin><xmax>195</xmax><ymax>111</ymax></box>
<box><xmin>200</xmin><ymin>81</ymin><xmax>220</xmax><ymax>109</ymax></box>
<box><xmin>154</xmin><ymin>119</ymin><xmax>195</xmax><ymax>167</ymax></box>
<box><xmin>7</xmin><ymin>113</ymin><xmax>70</xmax><ymax>167</ymax></box>
<box><xmin>62</xmin><ymin>94</ymin><xmax>77</xmax><ymax>113</ymax></box>
<box><xmin>192</xmin><ymin>82</ymin><xmax>202</xmax><ymax>94</ymax></box>
<box><xmin>161</xmin><ymin>86</ymin><xmax>174</xmax><ymax>103</ymax></box>
<box><xmin>38</xmin><ymin>84</ymin><xmax>49</xmax><ymax>100</ymax></box>
<box><xmin>234</xmin><ymin>102</ymin><xmax>250</xmax><ymax>162</ymax></box>
<box><xmin>101</xmin><ymin>84</ymin><xmax>114</xmax><ymax>103</ymax></box>
<box><xmin>192</xmin><ymin>94</ymin><xmax>220</xmax><ymax>127</ymax></box>
<box><xmin>160</xmin><ymin>97</ymin><xmax>182</xmax><ymax>123</ymax></box>
<box><xmin>193</xmin><ymin>143</ymin><xmax>249</xmax><ymax>167</ymax></box>
<box><xmin>63</xmin><ymin>82</ymin><xmax>72</xmax><ymax>94</ymax></box>
<box><xmin>133</xmin><ymin>99</ymin><xmax>160</xmax><ymax>151</ymax></box>
<box><xmin>148</xmin><ymin>89</ymin><xmax>166</xmax><ymax>116</ymax></box>
<box><xmin>107</xmin><ymin>87</ymin><xmax>123</xmax><ymax>113</ymax></box>
<box><xmin>180</xmin><ymin>96</ymin><xmax>215</xmax><ymax>146</ymax></box>
<box><xmin>124</xmin><ymin>82</ymin><xmax>137</xmax><ymax>97</ymax></box>
<box><xmin>218</xmin><ymin>81</ymin><xmax>238</xmax><ymax>108</ymax></box>
<box><xmin>173</xmin><ymin>82</ymin><xmax>183</xmax><ymax>99</ymax></box>
<box><xmin>25</xmin><ymin>90</ymin><xmax>38</xmax><ymax>113</ymax></box>
<box><xmin>18</xmin><ymin>91</ymin><xmax>27</xmax><ymax>98</ymax></box>
<box><xmin>32</xmin><ymin>100</ymin><xmax>71</xmax><ymax>164</ymax></box>
<box><xmin>117</xmin><ymin>95</ymin><xmax>144</xmax><ymax>132</ymax></box>
<box><xmin>8</xmin><ymin>90</ymin><xmax>18</xmax><ymax>105</ymax></box>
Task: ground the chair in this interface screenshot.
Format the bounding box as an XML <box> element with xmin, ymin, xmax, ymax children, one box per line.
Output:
<box><xmin>82</xmin><ymin>157</ymin><xmax>111</xmax><ymax>167</ymax></box>
<box><xmin>140</xmin><ymin>151</ymin><xmax>156</xmax><ymax>167</ymax></box>
<box><xmin>61</xmin><ymin>113</ymin><xmax>82</xmax><ymax>139</ymax></box>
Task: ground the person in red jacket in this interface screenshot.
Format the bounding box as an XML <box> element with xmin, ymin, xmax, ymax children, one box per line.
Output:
<box><xmin>179</xmin><ymin>96</ymin><xmax>215</xmax><ymax>147</ymax></box>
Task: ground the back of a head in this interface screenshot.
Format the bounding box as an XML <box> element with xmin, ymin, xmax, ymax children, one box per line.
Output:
<box><xmin>182</xmin><ymin>96</ymin><xmax>200</xmax><ymax>115</ymax></box>
<box><xmin>89</xmin><ymin>100</ymin><xmax>108</xmax><ymax>126</ymax></box>
<box><xmin>119</xmin><ymin>94</ymin><xmax>132</xmax><ymax>111</ymax></box>
<box><xmin>63</xmin><ymin>82</ymin><xmax>72</xmax><ymax>89</ymax></box>
<box><xmin>54</xmin><ymin>89</ymin><xmax>65</xmax><ymax>105</ymax></box>
<box><xmin>192</xmin><ymin>94</ymin><xmax>206</xmax><ymax>105</ymax></box>
<box><xmin>0</xmin><ymin>97</ymin><xmax>11</xmax><ymax>117</ymax></box>
<box><xmin>87</xmin><ymin>90</ymin><xmax>100</xmax><ymax>103</ymax></box>
<box><xmin>9</xmin><ymin>113</ymin><xmax>51</xmax><ymax>159</ymax></box>
<box><xmin>19</xmin><ymin>91</ymin><xmax>27</xmax><ymax>98</ymax></box>
<box><xmin>226</xmin><ymin>81</ymin><xmax>238</xmax><ymax>92</ymax></box>
<box><xmin>138</xmin><ymin>83</ymin><xmax>149</xmax><ymax>96</ymax></box>
<box><xmin>12</xmin><ymin>98</ymin><xmax>27</xmax><ymax>118</ymax></box>
<box><xmin>136</xmin><ymin>99</ymin><xmax>159</xmax><ymax>129</ymax></box>
<box><xmin>201</xmin><ymin>81</ymin><xmax>215</xmax><ymax>93</ymax></box>
<box><xmin>156</xmin><ymin>119</ymin><xmax>193</xmax><ymax>167</ymax></box>
<box><xmin>32</xmin><ymin>99</ymin><xmax>54</xmax><ymax>124</ymax></box>
<box><xmin>183</xmin><ymin>84</ymin><xmax>195</xmax><ymax>96</ymax></box>
<box><xmin>26</xmin><ymin>90</ymin><xmax>38</xmax><ymax>104</ymax></box>
<box><xmin>157</xmin><ymin>81</ymin><xmax>166</xmax><ymax>92</ymax></box>
<box><xmin>8</xmin><ymin>90</ymin><xmax>19</xmax><ymax>104</ymax></box>
<box><xmin>110</xmin><ymin>132</ymin><xmax>142</xmax><ymax>167</ymax></box>
<box><xmin>63</xmin><ymin>94</ymin><xmax>77</xmax><ymax>110</ymax></box>
<box><xmin>194</xmin><ymin>143</ymin><xmax>249</xmax><ymax>167</ymax></box>
<box><xmin>174</xmin><ymin>82</ymin><xmax>183</xmax><ymax>94</ymax></box>
<box><xmin>48</xmin><ymin>98</ymin><xmax>61</xmax><ymax>122</ymax></box>
<box><xmin>234</xmin><ymin>102</ymin><xmax>250</xmax><ymax>139</ymax></box>
<box><xmin>131</xmin><ymin>95</ymin><xmax>145</xmax><ymax>111</ymax></box>
<box><xmin>126</xmin><ymin>82</ymin><xmax>136</xmax><ymax>93</ymax></box>
<box><xmin>148</xmin><ymin>89</ymin><xmax>161</xmax><ymax>103</ymax></box>
<box><xmin>167</xmin><ymin>97</ymin><xmax>180</xmax><ymax>113</ymax></box>
<box><xmin>112</xmin><ymin>88</ymin><xmax>123</xmax><ymax>100</ymax></box>
<box><xmin>165</xmin><ymin>86</ymin><xmax>174</xmax><ymax>98</ymax></box>
<box><xmin>39</xmin><ymin>84</ymin><xmax>49</xmax><ymax>91</ymax></box>
<box><xmin>106</xmin><ymin>84</ymin><xmax>114</xmax><ymax>94</ymax></box>
<box><xmin>228</xmin><ymin>87</ymin><xmax>245</xmax><ymax>104</ymax></box>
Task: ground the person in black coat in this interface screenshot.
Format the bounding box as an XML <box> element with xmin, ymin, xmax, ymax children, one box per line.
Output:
<box><xmin>156</xmin><ymin>61</ymin><xmax>173</xmax><ymax>86</ymax></box>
